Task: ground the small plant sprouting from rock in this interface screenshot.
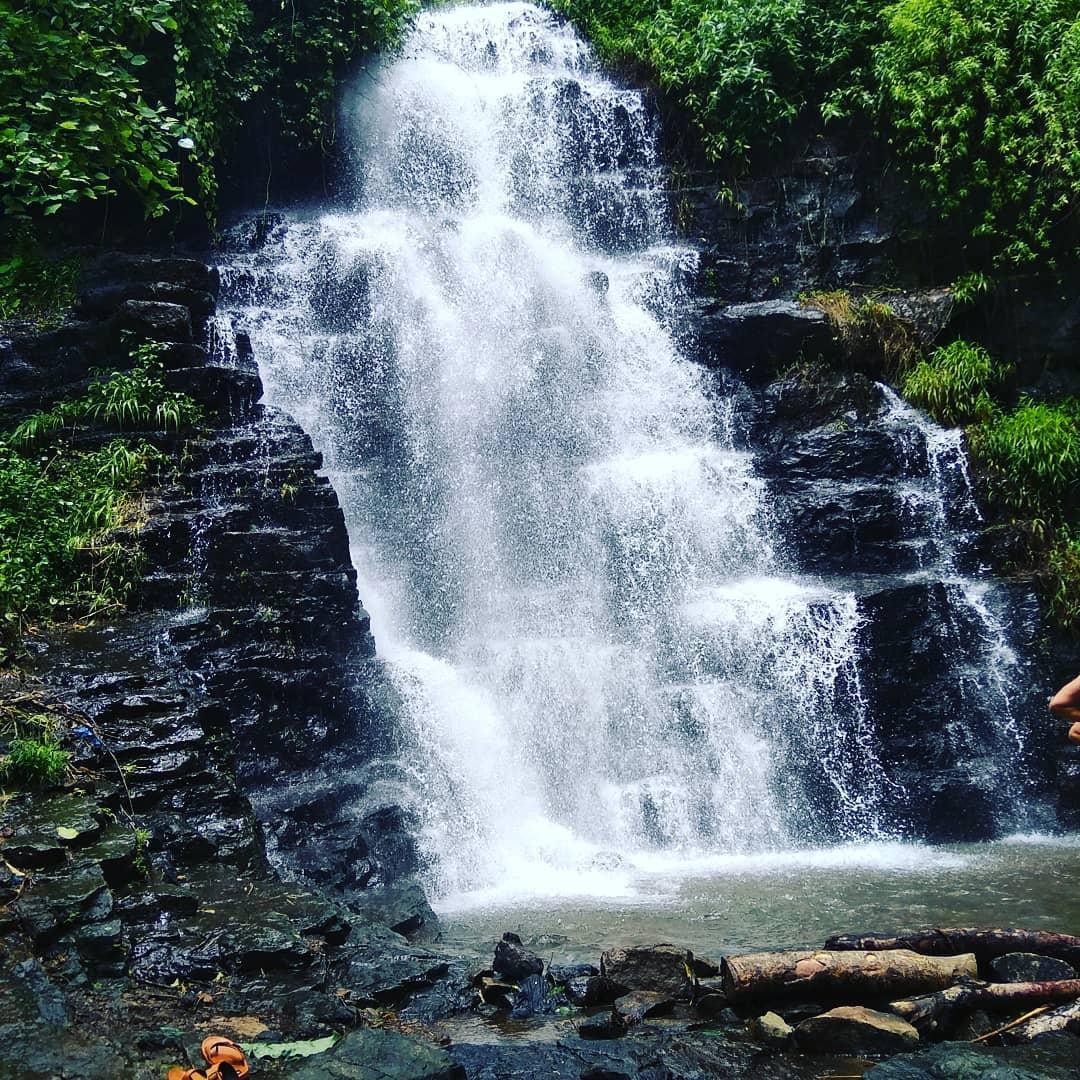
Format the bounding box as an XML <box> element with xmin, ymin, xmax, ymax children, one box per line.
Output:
<box><xmin>13</xmin><ymin>342</ymin><xmax>202</xmax><ymax>446</ymax></box>
<box><xmin>0</xmin><ymin>701</ymin><xmax>69</xmax><ymax>790</ymax></box>
<box><xmin>133</xmin><ymin>826</ymin><xmax>152</xmax><ymax>878</ymax></box>
<box><xmin>0</xmin><ymin>735</ymin><xmax>69</xmax><ymax>789</ymax></box>
<box><xmin>802</xmin><ymin>290</ymin><xmax>920</xmax><ymax>377</ymax></box>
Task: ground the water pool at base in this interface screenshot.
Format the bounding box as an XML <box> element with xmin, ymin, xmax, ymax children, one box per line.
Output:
<box><xmin>436</xmin><ymin>836</ymin><xmax>1080</xmax><ymax>964</ymax></box>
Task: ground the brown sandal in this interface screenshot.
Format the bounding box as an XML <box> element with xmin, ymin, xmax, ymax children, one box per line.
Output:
<box><xmin>201</xmin><ymin>1036</ymin><xmax>250</xmax><ymax>1079</ymax></box>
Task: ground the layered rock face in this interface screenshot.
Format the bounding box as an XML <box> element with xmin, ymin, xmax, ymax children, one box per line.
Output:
<box><xmin>669</xmin><ymin>133</ymin><xmax>1076</xmax><ymax>837</ymax></box>
<box><xmin>1</xmin><ymin>251</ymin><xmax>453</xmax><ymax>1075</ymax></box>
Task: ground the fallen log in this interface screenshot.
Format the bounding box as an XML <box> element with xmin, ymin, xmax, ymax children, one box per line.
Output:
<box><xmin>824</xmin><ymin>929</ymin><xmax>1080</xmax><ymax>968</ymax></box>
<box><xmin>889</xmin><ymin>979</ymin><xmax>1080</xmax><ymax>1028</ymax></box>
<box><xmin>1008</xmin><ymin>998</ymin><xmax>1080</xmax><ymax>1042</ymax></box>
<box><xmin>721</xmin><ymin>949</ymin><xmax>976</xmax><ymax>1004</ymax></box>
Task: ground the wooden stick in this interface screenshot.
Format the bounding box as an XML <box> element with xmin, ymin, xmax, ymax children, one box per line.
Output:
<box><xmin>972</xmin><ymin>1005</ymin><xmax>1051</xmax><ymax>1043</ymax></box>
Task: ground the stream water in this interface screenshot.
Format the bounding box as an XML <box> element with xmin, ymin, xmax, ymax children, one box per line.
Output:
<box><xmin>220</xmin><ymin>1</ymin><xmax>1076</xmax><ymax>944</ymax></box>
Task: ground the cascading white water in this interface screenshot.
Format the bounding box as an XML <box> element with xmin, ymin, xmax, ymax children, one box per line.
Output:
<box><xmin>218</xmin><ymin>2</ymin><xmax>1046</xmax><ymax>905</ymax></box>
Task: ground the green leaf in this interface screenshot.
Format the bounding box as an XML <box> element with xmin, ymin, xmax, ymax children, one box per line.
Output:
<box><xmin>248</xmin><ymin>1035</ymin><xmax>340</xmax><ymax>1060</ymax></box>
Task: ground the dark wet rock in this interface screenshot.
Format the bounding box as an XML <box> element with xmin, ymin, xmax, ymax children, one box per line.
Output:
<box><xmin>394</xmin><ymin>964</ymin><xmax>477</xmax><ymax>1023</ymax></box>
<box><xmin>511</xmin><ymin>972</ymin><xmax>563</xmax><ymax>1018</ymax></box>
<box><xmin>493</xmin><ymin>931</ymin><xmax>544</xmax><ymax>981</ymax></box>
<box><xmin>748</xmin><ymin>1011</ymin><xmax>793</xmax><ymax>1045</ymax></box>
<box><xmin>586</xmin><ymin>270</ymin><xmax>609</xmax><ymax>296</ymax></box>
<box><xmin>774</xmin><ymin>484</ymin><xmax>925</xmax><ymax>574</ymax></box>
<box><xmin>347</xmin><ymin>879</ymin><xmax>439</xmax><ymax>943</ymax></box>
<box><xmin>77</xmin><ymin>282</ymin><xmax>216</xmax><ymax>321</ymax></box>
<box><xmin>112</xmin><ymin>299</ymin><xmax>193</xmax><ymax>343</ymax></box>
<box><xmin>82</xmin><ymin>253</ymin><xmax>221</xmax><ymax>296</ymax></box>
<box><xmin>335</xmin><ymin>923</ymin><xmax>451</xmax><ymax>1005</ymax></box>
<box><xmin>857</xmin><ymin>581</ymin><xmax>1015</xmax><ymax>840</ymax></box>
<box><xmin>14</xmin><ymin>862</ymin><xmax>113</xmax><ymax>943</ymax></box>
<box><xmin>698</xmin><ymin>300</ymin><xmax>837</xmax><ymax>381</ymax></box>
<box><xmin>990</xmin><ymin>953</ymin><xmax>1078</xmax><ymax>983</ymax></box>
<box><xmin>2</xmin><ymin>791</ymin><xmax>105</xmax><ymax>868</ymax></box>
<box><xmin>579</xmin><ymin>1011</ymin><xmax>628</xmax><ymax>1039</ymax></box>
<box><xmin>863</xmin><ymin>1034</ymin><xmax>1080</xmax><ymax>1079</ymax></box>
<box><xmin>614</xmin><ymin>990</ymin><xmax>674</xmax><ymax>1025</ymax></box>
<box><xmin>794</xmin><ymin>1006</ymin><xmax>919</xmax><ymax>1056</ymax></box>
<box><xmin>691</xmin><ymin>955</ymin><xmax>721</xmax><ymax>978</ymax></box>
<box><xmin>477</xmin><ymin>976</ymin><xmax>516</xmax><ymax>1008</ymax></box>
<box><xmin>566</xmin><ymin>974</ymin><xmax>621</xmax><ymax>1007</ymax></box>
<box><xmin>10</xmin><ymin>958</ymin><xmax>68</xmax><ymax>1025</ymax></box>
<box><xmin>600</xmin><ymin>944</ymin><xmax>694</xmax><ymax>999</ymax></box>
<box><xmin>756</xmin><ymin>366</ymin><xmax>885</xmax><ymax>441</ymax></box>
<box><xmin>550</xmin><ymin>962</ymin><xmax>600</xmax><ymax>984</ymax></box>
<box><xmin>288</xmin><ymin>1028</ymin><xmax>466</xmax><ymax>1080</ymax></box>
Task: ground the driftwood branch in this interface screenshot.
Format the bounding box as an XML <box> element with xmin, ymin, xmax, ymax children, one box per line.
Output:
<box><xmin>721</xmin><ymin>949</ymin><xmax>976</xmax><ymax>1004</ymax></box>
<box><xmin>1008</xmin><ymin>998</ymin><xmax>1080</xmax><ymax>1042</ymax></box>
<box><xmin>825</xmin><ymin>929</ymin><xmax>1080</xmax><ymax>968</ymax></box>
<box><xmin>890</xmin><ymin>979</ymin><xmax>1080</xmax><ymax>1028</ymax></box>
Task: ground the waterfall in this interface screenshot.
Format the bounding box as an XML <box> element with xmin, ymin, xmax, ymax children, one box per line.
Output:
<box><xmin>220</xmin><ymin>2</ymin><xmax>1038</xmax><ymax>904</ymax></box>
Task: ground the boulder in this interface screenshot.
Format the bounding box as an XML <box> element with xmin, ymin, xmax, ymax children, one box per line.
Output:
<box><xmin>346</xmin><ymin>879</ymin><xmax>438</xmax><ymax>943</ymax></box>
<box><xmin>748</xmin><ymin>1011</ymin><xmax>793</xmax><ymax>1045</ymax></box>
<box><xmin>565</xmin><ymin>975</ymin><xmax>621</xmax><ymax>1007</ymax></box>
<box><xmin>698</xmin><ymin>300</ymin><xmax>838</xmax><ymax>381</ymax></box>
<box><xmin>288</xmin><ymin>1028</ymin><xmax>465</xmax><ymax>1080</ymax></box>
<box><xmin>989</xmin><ymin>953</ymin><xmax>1078</xmax><ymax>984</ymax></box>
<box><xmin>600</xmin><ymin>944</ymin><xmax>694</xmax><ymax>998</ymax></box>
<box><xmin>613</xmin><ymin>990</ymin><xmax>674</xmax><ymax>1025</ymax></box>
<box><xmin>578</xmin><ymin>1012</ymin><xmax>626</xmax><ymax>1039</ymax></box>
<box><xmin>112</xmin><ymin>299</ymin><xmax>193</xmax><ymax>343</ymax></box>
<box><xmin>82</xmin><ymin>253</ymin><xmax>220</xmax><ymax>295</ymax></box>
<box><xmin>863</xmin><ymin>1037</ymin><xmax>1080</xmax><ymax>1079</ymax></box>
<box><xmin>493</xmin><ymin>932</ymin><xmax>544</xmax><ymax>982</ymax></box>
<box><xmin>549</xmin><ymin>962</ymin><xmax>599</xmax><ymax>984</ymax></box>
<box><xmin>794</xmin><ymin>1006</ymin><xmax>919</xmax><ymax>1056</ymax></box>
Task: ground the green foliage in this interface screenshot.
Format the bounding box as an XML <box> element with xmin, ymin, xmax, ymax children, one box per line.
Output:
<box><xmin>1046</xmin><ymin>534</ymin><xmax>1080</xmax><ymax>631</ymax></box>
<box><xmin>0</xmin><ymin>354</ymin><xmax>200</xmax><ymax>649</ymax></box>
<box><xmin>13</xmin><ymin>344</ymin><xmax>202</xmax><ymax>446</ymax></box>
<box><xmin>873</xmin><ymin>0</ymin><xmax>1080</xmax><ymax>265</ymax></box>
<box><xmin>803</xmin><ymin>289</ymin><xmax>920</xmax><ymax>374</ymax></box>
<box><xmin>552</xmin><ymin>0</ymin><xmax>888</xmax><ymax>158</ymax></box>
<box><xmin>242</xmin><ymin>0</ymin><xmax>419</xmax><ymax>160</ymax></box>
<box><xmin>0</xmin><ymin>0</ymin><xmax>416</xmax><ymax>228</ymax></box>
<box><xmin>902</xmin><ymin>340</ymin><xmax>1008</xmax><ymax>426</ymax></box>
<box><xmin>0</xmin><ymin>0</ymin><xmax>188</xmax><ymax>221</ymax></box>
<box><xmin>0</xmin><ymin>437</ymin><xmax>159</xmax><ymax>640</ymax></box>
<box><xmin>0</xmin><ymin>735</ymin><xmax>70</xmax><ymax>788</ymax></box>
<box><xmin>643</xmin><ymin>0</ymin><xmax>806</xmax><ymax>159</ymax></box>
<box><xmin>968</xmin><ymin>397</ymin><xmax>1080</xmax><ymax>525</ymax></box>
<box><xmin>0</xmin><ymin>243</ymin><xmax>80</xmax><ymax>325</ymax></box>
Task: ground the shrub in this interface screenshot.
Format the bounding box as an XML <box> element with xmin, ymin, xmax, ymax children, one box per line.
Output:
<box><xmin>875</xmin><ymin>0</ymin><xmax>1080</xmax><ymax>266</ymax></box>
<box><xmin>0</xmin><ymin>0</ymin><xmax>417</xmax><ymax>230</ymax></box>
<box><xmin>0</xmin><ymin>243</ymin><xmax>80</xmax><ymax>325</ymax></box>
<box><xmin>902</xmin><ymin>340</ymin><xmax>1009</xmax><ymax>426</ymax></box>
<box><xmin>553</xmin><ymin>0</ymin><xmax>887</xmax><ymax>159</ymax></box>
<box><xmin>803</xmin><ymin>290</ymin><xmax>920</xmax><ymax>375</ymax></box>
<box><xmin>1046</xmin><ymin>534</ymin><xmax>1080</xmax><ymax>631</ymax></box>
<box><xmin>13</xmin><ymin>344</ymin><xmax>202</xmax><ymax>446</ymax></box>
<box><xmin>968</xmin><ymin>397</ymin><xmax>1080</xmax><ymax>525</ymax></box>
<box><xmin>0</xmin><ymin>0</ymin><xmax>188</xmax><ymax>222</ymax></box>
<box><xmin>0</xmin><ymin>354</ymin><xmax>201</xmax><ymax>650</ymax></box>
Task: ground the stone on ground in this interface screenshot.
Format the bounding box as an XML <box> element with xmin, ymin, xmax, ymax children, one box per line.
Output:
<box><xmin>989</xmin><ymin>953</ymin><xmax>1078</xmax><ymax>983</ymax></box>
<box><xmin>794</xmin><ymin>1005</ymin><xmax>919</xmax><ymax>1055</ymax></box>
<box><xmin>600</xmin><ymin>944</ymin><xmax>694</xmax><ymax>998</ymax></box>
<box><xmin>289</xmin><ymin>1029</ymin><xmax>465</xmax><ymax>1080</ymax></box>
